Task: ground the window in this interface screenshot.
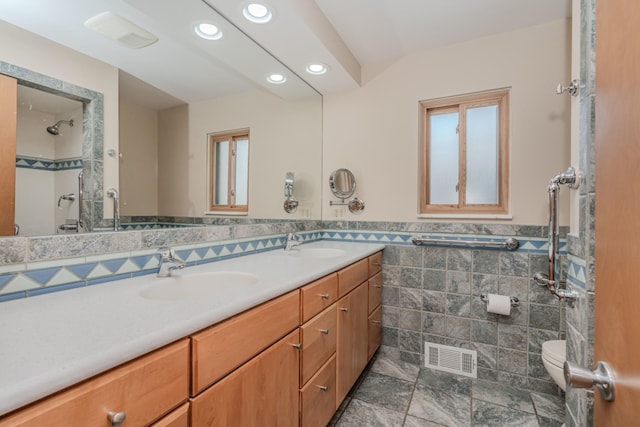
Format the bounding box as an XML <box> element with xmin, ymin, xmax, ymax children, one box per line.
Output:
<box><xmin>208</xmin><ymin>129</ymin><xmax>250</xmax><ymax>212</ymax></box>
<box><xmin>420</xmin><ymin>89</ymin><xmax>509</xmax><ymax>215</ymax></box>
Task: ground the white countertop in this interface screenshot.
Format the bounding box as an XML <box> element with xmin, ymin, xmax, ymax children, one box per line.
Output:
<box><xmin>0</xmin><ymin>240</ymin><xmax>384</xmax><ymax>416</ymax></box>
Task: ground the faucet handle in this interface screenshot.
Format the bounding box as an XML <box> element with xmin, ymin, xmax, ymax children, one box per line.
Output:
<box><xmin>158</xmin><ymin>246</ymin><xmax>179</xmax><ymax>260</ymax></box>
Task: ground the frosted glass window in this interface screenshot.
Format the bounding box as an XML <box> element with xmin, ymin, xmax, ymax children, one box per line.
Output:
<box><xmin>466</xmin><ymin>105</ymin><xmax>498</xmax><ymax>204</ymax></box>
<box><xmin>429</xmin><ymin>112</ymin><xmax>459</xmax><ymax>205</ymax></box>
<box><xmin>214</xmin><ymin>140</ymin><xmax>229</xmax><ymax>205</ymax></box>
<box><xmin>420</xmin><ymin>89</ymin><xmax>509</xmax><ymax>214</ymax></box>
<box><xmin>234</xmin><ymin>138</ymin><xmax>249</xmax><ymax>205</ymax></box>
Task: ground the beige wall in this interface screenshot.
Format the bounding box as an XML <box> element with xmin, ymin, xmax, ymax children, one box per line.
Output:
<box><xmin>323</xmin><ymin>19</ymin><xmax>572</xmax><ymax>225</ymax></box>
<box><xmin>0</xmin><ymin>20</ymin><xmax>120</xmax><ymax>219</ymax></box>
<box><xmin>119</xmin><ymin>99</ymin><xmax>159</xmax><ymax>216</ymax></box>
<box><xmin>164</xmin><ymin>90</ymin><xmax>322</xmax><ymax>219</ymax></box>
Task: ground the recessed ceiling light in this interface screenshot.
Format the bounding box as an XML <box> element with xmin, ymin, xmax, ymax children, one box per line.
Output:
<box><xmin>267</xmin><ymin>73</ymin><xmax>286</xmax><ymax>84</ymax></box>
<box><xmin>195</xmin><ymin>22</ymin><xmax>223</xmax><ymax>40</ymax></box>
<box><xmin>243</xmin><ymin>3</ymin><xmax>272</xmax><ymax>23</ymax></box>
<box><xmin>305</xmin><ymin>63</ymin><xmax>328</xmax><ymax>75</ymax></box>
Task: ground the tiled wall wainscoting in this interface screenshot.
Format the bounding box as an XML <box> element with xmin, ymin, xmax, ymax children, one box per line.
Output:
<box><xmin>378</xmin><ymin>241</ymin><xmax>567</xmax><ymax>396</ymax></box>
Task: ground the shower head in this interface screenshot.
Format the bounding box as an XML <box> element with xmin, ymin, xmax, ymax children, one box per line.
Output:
<box><xmin>46</xmin><ymin>119</ymin><xmax>74</xmax><ymax>136</ymax></box>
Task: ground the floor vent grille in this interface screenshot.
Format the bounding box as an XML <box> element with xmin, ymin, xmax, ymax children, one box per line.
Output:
<box><xmin>424</xmin><ymin>342</ymin><xmax>477</xmax><ymax>378</ymax></box>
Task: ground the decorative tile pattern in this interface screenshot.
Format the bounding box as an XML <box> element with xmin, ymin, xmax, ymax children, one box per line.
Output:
<box><xmin>15</xmin><ymin>155</ymin><xmax>82</xmax><ymax>171</ymax></box>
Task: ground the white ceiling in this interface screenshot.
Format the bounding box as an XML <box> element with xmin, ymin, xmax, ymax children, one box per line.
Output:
<box><xmin>0</xmin><ymin>0</ymin><xmax>571</xmax><ymax>103</ymax></box>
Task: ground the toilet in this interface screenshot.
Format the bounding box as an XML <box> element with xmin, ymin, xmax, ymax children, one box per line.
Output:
<box><xmin>542</xmin><ymin>340</ymin><xmax>567</xmax><ymax>391</ymax></box>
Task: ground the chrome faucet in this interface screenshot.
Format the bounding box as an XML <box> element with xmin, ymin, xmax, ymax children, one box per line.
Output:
<box><xmin>284</xmin><ymin>233</ymin><xmax>304</xmax><ymax>251</ymax></box>
<box><xmin>157</xmin><ymin>247</ymin><xmax>185</xmax><ymax>277</ymax></box>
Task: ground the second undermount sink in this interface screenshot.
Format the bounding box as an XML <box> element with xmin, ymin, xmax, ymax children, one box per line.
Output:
<box><xmin>287</xmin><ymin>247</ymin><xmax>346</xmax><ymax>259</ymax></box>
<box><xmin>139</xmin><ymin>271</ymin><xmax>260</xmax><ymax>301</ymax></box>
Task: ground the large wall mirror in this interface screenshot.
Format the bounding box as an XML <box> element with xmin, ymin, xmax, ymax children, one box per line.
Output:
<box><xmin>0</xmin><ymin>0</ymin><xmax>322</xmax><ymax>238</ymax></box>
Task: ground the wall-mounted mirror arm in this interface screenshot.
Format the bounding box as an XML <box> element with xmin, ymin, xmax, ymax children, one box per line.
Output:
<box><xmin>329</xmin><ymin>168</ymin><xmax>365</xmax><ymax>214</ymax></box>
<box><xmin>283</xmin><ymin>172</ymin><xmax>299</xmax><ymax>214</ymax></box>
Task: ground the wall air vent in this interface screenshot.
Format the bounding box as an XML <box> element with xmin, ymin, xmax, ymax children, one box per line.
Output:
<box><xmin>425</xmin><ymin>342</ymin><xmax>477</xmax><ymax>378</ymax></box>
<box><xmin>84</xmin><ymin>11</ymin><xmax>158</xmax><ymax>49</ymax></box>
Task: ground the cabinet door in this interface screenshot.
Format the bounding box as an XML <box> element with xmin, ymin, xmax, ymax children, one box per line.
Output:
<box><xmin>0</xmin><ymin>339</ymin><xmax>190</xmax><ymax>427</ymax></box>
<box><xmin>191</xmin><ymin>329</ymin><xmax>300</xmax><ymax>427</ymax></box>
<box><xmin>336</xmin><ymin>282</ymin><xmax>369</xmax><ymax>406</ymax></box>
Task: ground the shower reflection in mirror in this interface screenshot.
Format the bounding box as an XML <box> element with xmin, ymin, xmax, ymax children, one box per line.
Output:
<box><xmin>329</xmin><ymin>168</ymin><xmax>365</xmax><ymax>214</ymax></box>
<box><xmin>15</xmin><ymin>86</ymin><xmax>83</xmax><ymax>235</ymax></box>
<box><xmin>208</xmin><ymin>129</ymin><xmax>250</xmax><ymax>214</ymax></box>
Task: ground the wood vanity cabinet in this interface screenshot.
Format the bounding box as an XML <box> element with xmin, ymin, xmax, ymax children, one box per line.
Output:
<box><xmin>0</xmin><ymin>250</ymin><xmax>384</xmax><ymax>427</ymax></box>
<box><xmin>0</xmin><ymin>339</ymin><xmax>190</xmax><ymax>427</ymax></box>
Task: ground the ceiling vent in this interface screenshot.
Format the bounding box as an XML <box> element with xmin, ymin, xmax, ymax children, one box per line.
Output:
<box><xmin>84</xmin><ymin>11</ymin><xmax>158</xmax><ymax>49</ymax></box>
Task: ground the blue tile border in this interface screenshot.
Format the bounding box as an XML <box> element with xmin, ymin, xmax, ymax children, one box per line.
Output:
<box><xmin>0</xmin><ymin>228</ymin><xmax>565</xmax><ymax>302</ymax></box>
<box><xmin>16</xmin><ymin>155</ymin><xmax>82</xmax><ymax>171</ymax></box>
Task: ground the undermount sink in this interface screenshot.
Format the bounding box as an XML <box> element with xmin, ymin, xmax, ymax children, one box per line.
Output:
<box><xmin>139</xmin><ymin>271</ymin><xmax>260</xmax><ymax>301</ymax></box>
<box><xmin>287</xmin><ymin>247</ymin><xmax>346</xmax><ymax>258</ymax></box>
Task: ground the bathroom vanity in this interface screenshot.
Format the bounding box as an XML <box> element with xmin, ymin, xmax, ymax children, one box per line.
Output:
<box><xmin>0</xmin><ymin>241</ymin><xmax>383</xmax><ymax>426</ymax></box>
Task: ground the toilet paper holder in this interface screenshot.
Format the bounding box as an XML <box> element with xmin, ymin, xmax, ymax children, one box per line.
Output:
<box><xmin>480</xmin><ymin>294</ymin><xmax>519</xmax><ymax>307</ymax></box>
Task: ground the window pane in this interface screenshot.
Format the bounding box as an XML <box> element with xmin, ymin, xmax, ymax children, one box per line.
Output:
<box><xmin>429</xmin><ymin>112</ymin><xmax>459</xmax><ymax>205</ymax></box>
<box><xmin>214</xmin><ymin>140</ymin><xmax>229</xmax><ymax>205</ymax></box>
<box><xmin>234</xmin><ymin>138</ymin><xmax>249</xmax><ymax>205</ymax></box>
<box><xmin>466</xmin><ymin>105</ymin><xmax>498</xmax><ymax>204</ymax></box>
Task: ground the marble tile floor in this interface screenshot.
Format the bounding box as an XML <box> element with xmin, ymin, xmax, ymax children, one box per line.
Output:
<box><xmin>328</xmin><ymin>355</ymin><xmax>565</xmax><ymax>427</ymax></box>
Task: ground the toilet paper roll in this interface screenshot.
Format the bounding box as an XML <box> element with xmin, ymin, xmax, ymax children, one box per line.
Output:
<box><xmin>486</xmin><ymin>293</ymin><xmax>511</xmax><ymax>316</ymax></box>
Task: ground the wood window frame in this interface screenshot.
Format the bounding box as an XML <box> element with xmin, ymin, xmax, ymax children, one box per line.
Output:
<box><xmin>419</xmin><ymin>89</ymin><xmax>509</xmax><ymax>215</ymax></box>
<box><xmin>208</xmin><ymin>129</ymin><xmax>250</xmax><ymax>213</ymax></box>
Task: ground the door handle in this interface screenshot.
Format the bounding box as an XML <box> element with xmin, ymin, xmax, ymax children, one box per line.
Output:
<box><xmin>564</xmin><ymin>361</ymin><xmax>615</xmax><ymax>401</ymax></box>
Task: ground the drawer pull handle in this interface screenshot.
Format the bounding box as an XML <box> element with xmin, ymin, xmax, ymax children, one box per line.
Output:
<box><xmin>316</xmin><ymin>385</ymin><xmax>329</xmax><ymax>392</ymax></box>
<box><xmin>319</xmin><ymin>328</ymin><xmax>329</xmax><ymax>335</ymax></box>
<box><xmin>372</xmin><ymin>320</ymin><xmax>382</xmax><ymax>325</ymax></box>
<box><xmin>291</xmin><ymin>343</ymin><xmax>302</xmax><ymax>350</ymax></box>
<box><xmin>372</xmin><ymin>262</ymin><xmax>381</xmax><ymax>267</ymax></box>
<box><xmin>340</xmin><ymin>307</ymin><xmax>349</xmax><ymax>312</ymax></box>
<box><xmin>107</xmin><ymin>411</ymin><xmax>126</xmax><ymax>427</ymax></box>
<box><xmin>320</xmin><ymin>293</ymin><xmax>330</xmax><ymax>300</ymax></box>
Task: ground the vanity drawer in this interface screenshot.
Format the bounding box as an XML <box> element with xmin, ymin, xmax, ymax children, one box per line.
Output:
<box><xmin>150</xmin><ymin>402</ymin><xmax>189</xmax><ymax>427</ymax></box>
<box><xmin>368</xmin><ymin>251</ymin><xmax>383</xmax><ymax>276</ymax></box>
<box><xmin>300</xmin><ymin>273</ymin><xmax>338</xmax><ymax>323</ymax></box>
<box><xmin>368</xmin><ymin>305</ymin><xmax>383</xmax><ymax>360</ymax></box>
<box><xmin>300</xmin><ymin>304</ymin><xmax>337</xmax><ymax>386</ymax></box>
<box><xmin>368</xmin><ymin>272</ymin><xmax>382</xmax><ymax>314</ymax></box>
<box><xmin>338</xmin><ymin>258</ymin><xmax>369</xmax><ymax>297</ymax></box>
<box><xmin>191</xmin><ymin>290</ymin><xmax>300</xmax><ymax>395</ymax></box>
<box><xmin>0</xmin><ymin>339</ymin><xmax>190</xmax><ymax>427</ymax></box>
<box><xmin>300</xmin><ymin>355</ymin><xmax>336</xmax><ymax>427</ymax></box>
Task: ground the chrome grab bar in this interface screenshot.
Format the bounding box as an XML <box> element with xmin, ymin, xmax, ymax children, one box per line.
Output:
<box><xmin>411</xmin><ymin>236</ymin><xmax>519</xmax><ymax>251</ymax></box>
<box><xmin>533</xmin><ymin>167</ymin><xmax>579</xmax><ymax>300</ymax></box>
<box><xmin>106</xmin><ymin>188</ymin><xmax>120</xmax><ymax>231</ymax></box>
<box><xmin>77</xmin><ymin>171</ymin><xmax>84</xmax><ymax>231</ymax></box>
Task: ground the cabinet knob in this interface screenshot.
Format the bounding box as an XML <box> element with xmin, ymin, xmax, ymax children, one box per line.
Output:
<box><xmin>340</xmin><ymin>307</ymin><xmax>349</xmax><ymax>312</ymax></box>
<box><xmin>372</xmin><ymin>262</ymin><xmax>381</xmax><ymax>267</ymax></box>
<box><xmin>320</xmin><ymin>293</ymin><xmax>330</xmax><ymax>300</ymax></box>
<box><xmin>107</xmin><ymin>411</ymin><xmax>126</xmax><ymax>427</ymax></box>
<box><xmin>319</xmin><ymin>328</ymin><xmax>329</xmax><ymax>335</ymax></box>
<box><xmin>371</xmin><ymin>320</ymin><xmax>382</xmax><ymax>325</ymax></box>
<box><xmin>290</xmin><ymin>343</ymin><xmax>302</xmax><ymax>350</ymax></box>
<box><xmin>316</xmin><ymin>385</ymin><xmax>329</xmax><ymax>392</ymax></box>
